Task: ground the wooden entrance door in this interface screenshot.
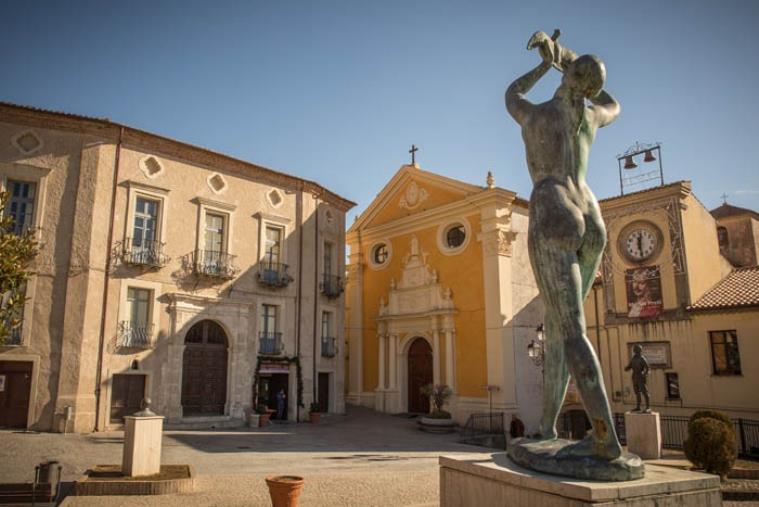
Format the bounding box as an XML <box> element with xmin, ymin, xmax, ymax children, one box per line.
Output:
<box><xmin>181</xmin><ymin>320</ymin><xmax>228</xmax><ymax>416</ymax></box>
<box><xmin>318</xmin><ymin>372</ymin><xmax>330</xmax><ymax>413</ymax></box>
<box><xmin>0</xmin><ymin>361</ymin><xmax>32</xmax><ymax>428</ymax></box>
<box><xmin>407</xmin><ymin>338</ymin><xmax>432</xmax><ymax>414</ymax></box>
<box><xmin>110</xmin><ymin>374</ymin><xmax>146</xmax><ymax>423</ymax></box>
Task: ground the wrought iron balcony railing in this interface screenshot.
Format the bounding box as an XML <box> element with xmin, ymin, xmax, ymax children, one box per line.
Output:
<box><xmin>321</xmin><ymin>336</ymin><xmax>337</xmax><ymax>358</ymax></box>
<box><xmin>257</xmin><ymin>262</ymin><xmax>294</xmax><ymax>288</ymax></box>
<box><xmin>193</xmin><ymin>250</ymin><xmax>238</xmax><ymax>279</ymax></box>
<box><xmin>320</xmin><ymin>274</ymin><xmax>344</xmax><ymax>299</ymax></box>
<box><xmin>117</xmin><ymin>321</ymin><xmax>155</xmax><ymax>348</ymax></box>
<box><xmin>259</xmin><ymin>331</ymin><xmax>284</xmax><ymax>355</ymax></box>
<box><xmin>123</xmin><ymin>238</ymin><xmax>170</xmax><ymax>268</ymax></box>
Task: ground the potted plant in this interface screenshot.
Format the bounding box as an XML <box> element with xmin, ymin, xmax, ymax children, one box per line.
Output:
<box><xmin>309</xmin><ymin>402</ymin><xmax>321</xmax><ymax>424</ymax></box>
<box><xmin>418</xmin><ymin>384</ymin><xmax>456</xmax><ymax>433</ymax></box>
<box><xmin>265</xmin><ymin>475</ymin><xmax>304</xmax><ymax>507</ymax></box>
<box><xmin>247</xmin><ymin>407</ymin><xmax>260</xmax><ymax>428</ymax></box>
<box><xmin>257</xmin><ymin>403</ymin><xmax>272</xmax><ymax>427</ymax></box>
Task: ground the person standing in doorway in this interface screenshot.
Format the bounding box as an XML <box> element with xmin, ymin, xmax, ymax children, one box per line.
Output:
<box><xmin>276</xmin><ymin>388</ymin><xmax>286</xmax><ymax>420</ymax></box>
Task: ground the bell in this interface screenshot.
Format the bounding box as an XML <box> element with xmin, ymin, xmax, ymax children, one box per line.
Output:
<box><xmin>623</xmin><ymin>155</ymin><xmax>638</xmax><ymax>169</ymax></box>
<box><xmin>643</xmin><ymin>149</ymin><xmax>657</xmax><ymax>163</ymax></box>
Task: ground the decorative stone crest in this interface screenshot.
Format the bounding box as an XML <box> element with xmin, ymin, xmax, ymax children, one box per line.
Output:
<box><xmin>11</xmin><ymin>130</ymin><xmax>43</xmax><ymax>155</ymax></box>
<box><xmin>398</xmin><ymin>181</ymin><xmax>429</xmax><ymax>210</ymax></box>
<box><xmin>481</xmin><ymin>228</ymin><xmax>518</xmax><ymax>257</ymax></box>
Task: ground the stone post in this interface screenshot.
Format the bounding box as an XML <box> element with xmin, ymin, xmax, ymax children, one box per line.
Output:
<box><xmin>624</xmin><ymin>411</ymin><xmax>662</xmax><ymax>460</ymax></box>
<box><xmin>432</xmin><ymin>330</ymin><xmax>441</xmax><ymax>385</ymax></box>
<box><xmin>122</xmin><ymin>400</ymin><xmax>164</xmax><ymax>477</ymax></box>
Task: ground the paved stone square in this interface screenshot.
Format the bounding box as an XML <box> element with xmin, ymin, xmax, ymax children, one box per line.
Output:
<box><xmin>0</xmin><ymin>406</ymin><xmax>489</xmax><ymax>506</ymax></box>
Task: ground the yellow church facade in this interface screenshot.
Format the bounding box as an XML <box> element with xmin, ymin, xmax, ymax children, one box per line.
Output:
<box><xmin>345</xmin><ymin>164</ymin><xmax>543</xmax><ymax>426</ymax></box>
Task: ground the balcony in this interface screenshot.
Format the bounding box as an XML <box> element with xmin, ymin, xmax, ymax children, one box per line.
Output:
<box><xmin>321</xmin><ymin>336</ymin><xmax>337</xmax><ymax>358</ymax></box>
<box><xmin>320</xmin><ymin>274</ymin><xmax>344</xmax><ymax>299</ymax></box>
<box><xmin>257</xmin><ymin>262</ymin><xmax>294</xmax><ymax>288</ymax></box>
<box><xmin>123</xmin><ymin>238</ymin><xmax>170</xmax><ymax>268</ymax></box>
<box><xmin>259</xmin><ymin>331</ymin><xmax>284</xmax><ymax>355</ymax></box>
<box><xmin>193</xmin><ymin>250</ymin><xmax>238</xmax><ymax>279</ymax></box>
<box><xmin>118</xmin><ymin>321</ymin><xmax>155</xmax><ymax>348</ymax></box>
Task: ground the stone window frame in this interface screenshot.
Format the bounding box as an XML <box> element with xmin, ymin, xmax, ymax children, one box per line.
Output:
<box><xmin>11</xmin><ymin>129</ymin><xmax>43</xmax><ymax>156</ymax></box>
<box><xmin>116</xmin><ymin>278</ymin><xmax>163</xmax><ymax>347</ymax></box>
<box><xmin>367</xmin><ymin>239</ymin><xmax>393</xmax><ymax>270</ymax></box>
<box><xmin>123</xmin><ymin>181</ymin><xmax>170</xmax><ymax>251</ymax></box>
<box><xmin>0</xmin><ymin>162</ymin><xmax>52</xmax><ymax>347</ymax></box>
<box><xmin>437</xmin><ymin>216</ymin><xmax>472</xmax><ymax>256</ymax></box>
<box><xmin>192</xmin><ymin>197</ymin><xmax>237</xmax><ymax>257</ymax></box>
<box><xmin>256</xmin><ymin>296</ymin><xmax>288</xmax><ymax>354</ymax></box>
<box><xmin>319</xmin><ymin>302</ymin><xmax>338</xmax><ymax>361</ymax></box>
<box><xmin>253</xmin><ymin>212</ymin><xmax>290</xmax><ymax>266</ymax></box>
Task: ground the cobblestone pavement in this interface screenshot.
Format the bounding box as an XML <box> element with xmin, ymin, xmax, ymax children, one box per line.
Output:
<box><xmin>1</xmin><ymin>406</ymin><xmax>489</xmax><ymax>506</ymax></box>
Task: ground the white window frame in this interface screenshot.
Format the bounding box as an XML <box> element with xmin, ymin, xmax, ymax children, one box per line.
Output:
<box><xmin>254</xmin><ymin>212</ymin><xmax>290</xmax><ymax>265</ymax></box>
<box><xmin>437</xmin><ymin>216</ymin><xmax>472</xmax><ymax>256</ymax></box>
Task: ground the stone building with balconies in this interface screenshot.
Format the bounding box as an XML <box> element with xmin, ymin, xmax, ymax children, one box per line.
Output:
<box><xmin>0</xmin><ymin>102</ymin><xmax>353</xmax><ymax>432</ymax></box>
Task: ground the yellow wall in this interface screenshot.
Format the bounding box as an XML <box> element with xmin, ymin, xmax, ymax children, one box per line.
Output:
<box><xmin>359</xmin><ymin>213</ymin><xmax>487</xmax><ymax>398</ymax></box>
<box><xmin>681</xmin><ymin>194</ymin><xmax>724</xmax><ymax>303</ymax></box>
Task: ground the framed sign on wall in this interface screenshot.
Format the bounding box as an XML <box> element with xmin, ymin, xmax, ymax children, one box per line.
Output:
<box><xmin>627</xmin><ymin>341</ymin><xmax>671</xmax><ymax>369</ymax></box>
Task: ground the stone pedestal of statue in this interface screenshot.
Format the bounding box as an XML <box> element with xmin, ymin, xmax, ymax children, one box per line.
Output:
<box><xmin>122</xmin><ymin>414</ymin><xmax>164</xmax><ymax>477</ymax></box>
<box><xmin>439</xmin><ymin>453</ymin><xmax>720</xmax><ymax>507</ymax></box>
<box><xmin>624</xmin><ymin>411</ymin><xmax>661</xmax><ymax>460</ymax></box>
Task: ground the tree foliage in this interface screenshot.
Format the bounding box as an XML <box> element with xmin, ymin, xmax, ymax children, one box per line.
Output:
<box><xmin>0</xmin><ymin>191</ymin><xmax>38</xmax><ymax>344</ymax></box>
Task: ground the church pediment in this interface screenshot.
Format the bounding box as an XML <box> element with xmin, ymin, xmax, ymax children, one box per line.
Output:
<box><xmin>350</xmin><ymin>164</ymin><xmax>483</xmax><ymax>232</ymax></box>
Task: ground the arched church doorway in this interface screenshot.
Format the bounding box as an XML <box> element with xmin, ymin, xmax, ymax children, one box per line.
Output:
<box><xmin>181</xmin><ymin>320</ymin><xmax>228</xmax><ymax>416</ymax></box>
<box><xmin>407</xmin><ymin>337</ymin><xmax>432</xmax><ymax>413</ymax></box>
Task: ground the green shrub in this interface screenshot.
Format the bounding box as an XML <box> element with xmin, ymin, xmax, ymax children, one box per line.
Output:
<box><xmin>684</xmin><ymin>417</ymin><xmax>737</xmax><ymax>479</ymax></box>
<box><xmin>689</xmin><ymin>410</ymin><xmax>733</xmax><ymax>429</ymax></box>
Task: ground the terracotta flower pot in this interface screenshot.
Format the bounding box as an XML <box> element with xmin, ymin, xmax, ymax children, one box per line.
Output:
<box><xmin>259</xmin><ymin>412</ymin><xmax>271</xmax><ymax>427</ymax></box>
<box><xmin>309</xmin><ymin>412</ymin><xmax>321</xmax><ymax>424</ymax></box>
<box><xmin>265</xmin><ymin>475</ymin><xmax>304</xmax><ymax>507</ymax></box>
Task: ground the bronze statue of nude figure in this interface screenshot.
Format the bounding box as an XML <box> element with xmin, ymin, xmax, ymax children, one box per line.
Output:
<box><xmin>505</xmin><ymin>31</ymin><xmax>643</xmax><ymax>480</ymax></box>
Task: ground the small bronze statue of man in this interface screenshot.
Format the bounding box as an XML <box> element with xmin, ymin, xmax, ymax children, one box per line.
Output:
<box><xmin>625</xmin><ymin>345</ymin><xmax>650</xmax><ymax>412</ymax></box>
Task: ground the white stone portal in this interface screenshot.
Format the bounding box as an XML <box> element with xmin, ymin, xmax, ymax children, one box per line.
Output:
<box><xmin>375</xmin><ymin>236</ymin><xmax>457</xmax><ymax>414</ymax></box>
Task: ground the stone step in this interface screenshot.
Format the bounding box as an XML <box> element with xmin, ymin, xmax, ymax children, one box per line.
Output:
<box><xmin>164</xmin><ymin>416</ymin><xmax>244</xmax><ymax>430</ymax></box>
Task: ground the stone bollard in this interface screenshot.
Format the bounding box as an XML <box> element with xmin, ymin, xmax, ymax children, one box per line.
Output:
<box><xmin>122</xmin><ymin>398</ymin><xmax>165</xmax><ymax>477</ymax></box>
<box><xmin>624</xmin><ymin>411</ymin><xmax>661</xmax><ymax>460</ymax></box>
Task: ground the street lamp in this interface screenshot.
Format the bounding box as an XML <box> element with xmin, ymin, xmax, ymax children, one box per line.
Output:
<box><xmin>527</xmin><ymin>324</ymin><xmax>544</xmax><ymax>367</ymax></box>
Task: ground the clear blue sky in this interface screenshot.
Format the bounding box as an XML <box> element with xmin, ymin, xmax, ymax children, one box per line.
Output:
<box><xmin>2</xmin><ymin>1</ymin><xmax>758</xmax><ymax>219</ymax></box>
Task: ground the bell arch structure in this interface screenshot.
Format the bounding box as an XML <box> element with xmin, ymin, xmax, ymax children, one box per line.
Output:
<box><xmin>374</xmin><ymin>236</ymin><xmax>457</xmax><ymax>414</ymax></box>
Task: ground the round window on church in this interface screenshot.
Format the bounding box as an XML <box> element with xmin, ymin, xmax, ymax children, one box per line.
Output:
<box><xmin>368</xmin><ymin>240</ymin><xmax>392</xmax><ymax>269</ymax></box>
<box><xmin>373</xmin><ymin>243</ymin><xmax>388</xmax><ymax>264</ymax></box>
<box><xmin>445</xmin><ymin>224</ymin><xmax>466</xmax><ymax>248</ymax></box>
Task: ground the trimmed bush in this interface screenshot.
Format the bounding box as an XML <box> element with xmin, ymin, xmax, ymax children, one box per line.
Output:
<box><xmin>684</xmin><ymin>417</ymin><xmax>737</xmax><ymax>479</ymax></box>
<box><xmin>689</xmin><ymin>410</ymin><xmax>733</xmax><ymax>429</ymax></box>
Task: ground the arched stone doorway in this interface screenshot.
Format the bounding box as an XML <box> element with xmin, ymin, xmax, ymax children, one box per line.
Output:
<box><xmin>181</xmin><ymin>320</ymin><xmax>228</xmax><ymax>416</ymax></box>
<box><xmin>407</xmin><ymin>337</ymin><xmax>432</xmax><ymax>413</ymax></box>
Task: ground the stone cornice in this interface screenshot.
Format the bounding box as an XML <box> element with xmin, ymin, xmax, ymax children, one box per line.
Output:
<box><xmin>600</xmin><ymin>181</ymin><xmax>692</xmax><ymax>213</ymax></box>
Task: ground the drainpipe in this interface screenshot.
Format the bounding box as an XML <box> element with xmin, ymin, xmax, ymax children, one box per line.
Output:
<box><xmin>94</xmin><ymin>126</ymin><xmax>124</xmax><ymax>431</ymax></box>
<box><xmin>295</xmin><ymin>189</ymin><xmax>304</xmax><ymax>422</ymax></box>
<box><xmin>313</xmin><ymin>196</ymin><xmax>320</xmax><ymax>402</ymax></box>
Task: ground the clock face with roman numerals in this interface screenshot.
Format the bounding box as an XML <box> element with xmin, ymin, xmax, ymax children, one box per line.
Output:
<box><xmin>625</xmin><ymin>229</ymin><xmax>657</xmax><ymax>262</ymax></box>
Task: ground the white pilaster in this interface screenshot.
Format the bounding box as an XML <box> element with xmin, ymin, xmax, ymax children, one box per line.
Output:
<box><xmin>432</xmin><ymin>330</ymin><xmax>441</xmax><ymax>385</ymax></box>
<box><xmin>378</xmin><ymin>334</ymin><xmax>386</xmax><ymax>390</ymax></box>
<box><xmin>445</xmin><ymin>328</ymin><xmax>455</xmax><ymax>389</ymax></box>
<box><xmin>389</xmin><ymin>334</ymin><xmax>398</xmax><ymax>389</ymax></box>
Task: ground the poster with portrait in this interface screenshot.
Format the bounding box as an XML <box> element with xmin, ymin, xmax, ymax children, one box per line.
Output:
<box><xmin>625</xmin><ymin>265</ymin><xmax>663</xmax><ymax>318</ymax></box>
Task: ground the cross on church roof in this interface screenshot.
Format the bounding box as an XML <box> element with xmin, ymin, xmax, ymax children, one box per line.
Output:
<box><xmin>720</xmin><ymin>193</ymin><xmax>729</xmax><ymax>204</ymax></box>
<box><xmin>409</xmin><ymin>144</ymin><xmax>419</xmax><ymax>166</ymax></box>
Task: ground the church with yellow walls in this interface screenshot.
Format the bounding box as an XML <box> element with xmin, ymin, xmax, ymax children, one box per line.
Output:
<box><xmin>344</xmin><ymin>163</ymin><xmax>544</xmax><ymax>426</ymax></box>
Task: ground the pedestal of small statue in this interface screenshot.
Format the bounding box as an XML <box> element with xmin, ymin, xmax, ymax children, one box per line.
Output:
<box><xmin>624</xmin><ymin>411</ymin><xmax>661</xmax><ymax>460</ymax></box>
<box><xmin>122</xmin><ymin>413</ymin><xmax>164</xmax><ymax>477</ymax></box>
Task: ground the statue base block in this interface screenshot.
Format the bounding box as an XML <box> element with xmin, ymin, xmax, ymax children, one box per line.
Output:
<box><xmin>508</xmin><ymin>438</ymin><xmax>644</xmax><ymax>481</ymax></box>
<box><xmin>440</xmin><ymin>453</ymin><xmax>721</xmax><ymax>507</ymax></box>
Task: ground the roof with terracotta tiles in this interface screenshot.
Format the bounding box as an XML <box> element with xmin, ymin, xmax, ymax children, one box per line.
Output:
<box><xmin>688</xmin><ymin>266</ymin><xmax>759</xmax><ymax>312</ymax></box>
